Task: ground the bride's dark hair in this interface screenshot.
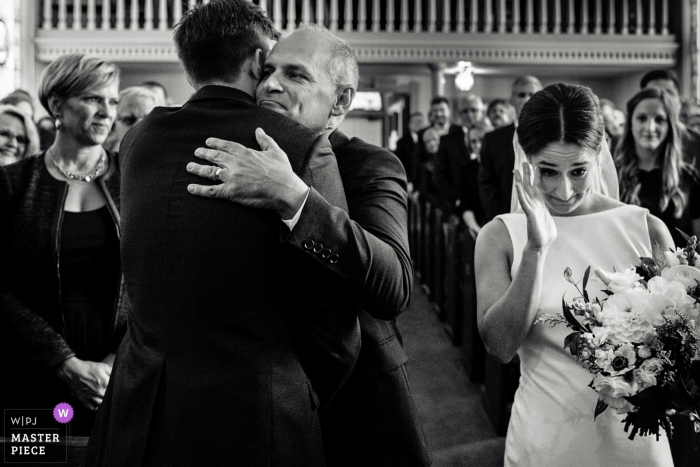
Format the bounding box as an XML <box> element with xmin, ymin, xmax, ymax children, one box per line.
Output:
<box><xmin>517</xmin><ymin>83</ymin><xmax>604</xmax><ymax>158</ymax></box>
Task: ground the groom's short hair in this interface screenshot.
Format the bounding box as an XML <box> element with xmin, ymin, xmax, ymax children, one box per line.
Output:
<box><xmin>173</xmin><ymin>0</ymin><xmax>279</xmax><ymax>85</ymax></box>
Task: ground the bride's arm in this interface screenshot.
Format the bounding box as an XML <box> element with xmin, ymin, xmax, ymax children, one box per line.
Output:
<box><xmin>475</xmin><ymin>162</ymin><xmax>556</xmax><ymax>363</ymax></box>
<box><xmin>475</xmin><ymin>221</ymin><xmax>549</xmax><ymax>363</ymax></box>
<box><xmin>646</xmin><ymin>212</ymin><xmax>675</xmax><ymax>251</ymax></box>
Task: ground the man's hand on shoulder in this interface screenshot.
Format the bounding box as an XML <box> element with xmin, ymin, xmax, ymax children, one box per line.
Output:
<box><xmin>187</xmin><ymin>128</ymin><xmax>310</xmax><ymax>219</ymax></box>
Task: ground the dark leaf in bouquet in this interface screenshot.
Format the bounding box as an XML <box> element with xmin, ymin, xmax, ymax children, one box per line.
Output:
<box><xmin>677</xmin><ymin>228</ymin><xmax>694</xmax><ymax>245</ymax></box>
<box><xmin>582</xmin><ymin>266</ymin><xmax>591</xmax><ymax>290</ymax></box>
<box><xmin>562</xmin><ymin>296</ymin><xmax>586</xmax><ymax>332</ymax></box>
<box><xmin>564</xmin><ymin>332</ymin><xmax>580</xmax><ymax>356</ymax></box>
<box><xmin>625</xmin><ymin>386</ymin><xmax>665</xmax><ymax>407</ymax></box>
<box><xmin>602</xmin><ymin>290</ymin><xmax>614</xmax><ymax>296</ymax></box>
<box><xmin>582</xmin><ymin>266</ymin><xmax>591</xmax><ymax>302</ymax></box>
<box><xmin>594</xmin><ymin>399</ymin><xmax>608</xmax><ymax>420</ymax></box>
<box><xmin>667</xmin><ymin>377</ymin><xmax>700</xmax><ymax>413</ymax></box>
<box><xmin>636</xmin><ymin>264</ymin><xmax>653</xmax><ymax>283</ymax></box>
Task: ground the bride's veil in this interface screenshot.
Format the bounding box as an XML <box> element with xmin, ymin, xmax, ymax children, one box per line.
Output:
<box><xmin>509</xmin><ymin>131</ymin><xmax>619</xmax><ymax>213</ymax></box>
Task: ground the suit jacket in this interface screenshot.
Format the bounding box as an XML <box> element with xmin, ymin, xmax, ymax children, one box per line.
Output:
<box><xmin>394</xmin><ymin>133</ymin><xmax>417</xmax><ymax>182</ymax></box>
<box><xmin>84</xmin><ymin>86</ymin><xmax>359</xmax><ymax>467</ymax></box>
<box><xmin>434</xmin><ymin>127</ymin><xmax>485</xmax><ymax>223</ymax></box>
<box><xmin>478</xmin><ymin>123</ymin><xmax>516</xmax><ymax>221</ymax></box>
<box><xmin>310</xmin><ymin>131</ymin><xmax>428</xmax><ymax>466</ymax></box>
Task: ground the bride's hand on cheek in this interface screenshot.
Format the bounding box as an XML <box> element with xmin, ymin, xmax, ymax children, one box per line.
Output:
<box><xmin>514</xmin><ymin>161</ymin><xmax>557</xmax><ymax>252</ymax></box>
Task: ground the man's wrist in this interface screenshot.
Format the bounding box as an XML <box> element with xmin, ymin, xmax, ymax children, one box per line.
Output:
<box><xmin>276</xmin><ymin>177</ymin><xmax>309</xmax><ymax>219</ymax></box>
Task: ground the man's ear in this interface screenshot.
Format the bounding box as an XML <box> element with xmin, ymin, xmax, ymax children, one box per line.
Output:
<box><xmin>331</xmin><ymin>85</ymin><xmax>356</xmax><ymax>117</ymax></box>
<box><xmin>47</xmin><ymin>95</ymin><xmax>63</xmax><ymax>119</ymax></box>
<box><xmin>249</xmin><ymin>48</ymin><xmax>265</xmax><ymax>82</ymax></box>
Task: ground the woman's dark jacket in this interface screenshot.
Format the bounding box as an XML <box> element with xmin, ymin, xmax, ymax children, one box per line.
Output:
<box><xmin>0</xmin><ymin>152</ymin><xmax>128</xmax><ymax>407</ymax></box>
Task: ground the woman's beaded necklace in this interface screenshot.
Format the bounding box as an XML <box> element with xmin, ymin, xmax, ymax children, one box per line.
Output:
<box><xmin>49</xmin><ymin>149</ymin><xmax>107</xmax><ymax>183</ymax></box>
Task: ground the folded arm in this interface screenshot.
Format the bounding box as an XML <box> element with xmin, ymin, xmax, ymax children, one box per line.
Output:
<box><xmin>285</xmin><ymin>147</ymin><xmax>412</xmax><ymax>319</ymax></box>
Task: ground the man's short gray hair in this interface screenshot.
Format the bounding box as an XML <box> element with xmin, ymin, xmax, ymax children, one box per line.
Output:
<box><xmin>296</xmin><ymin>24</ymin><xmax>359</xmax><ymax>88</ymax></box>
<box><xmin>512</xmin><ymin>75</ymin><xmax>542</xmax><ymax>90</ymax></box>
<box><xmin>118</xmin><ymin>86</ymin><xmax>159</xmax><ymax>111</ymax></box>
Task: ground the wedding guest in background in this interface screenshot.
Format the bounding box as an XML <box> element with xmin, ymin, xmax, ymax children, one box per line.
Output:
<box><xmin>416</xmin><ymin>126</ymin><xmax>440</xmax><ymax>198</ymax></box>
<box><xmin>112</xmin><ymin>86</ymin><xmax>158</xmax><ymax>152</ymax></box>
<box><xmin>141</xmin><ymin>80</ymin><xmax>170</xmax><ymax>106</ymax></box>
<box><xmin>1</xmin><ymin>89</ymin><xmax>35</xmax><ymax>119</ymax></box>
<box><xmin>476</xmin><ymin>82</ymin><xmax>673</xmax><ymax>467</ymax></box>
<box><xmin>613</xmin><ymin>109</ymin><xmax>626</xmax><ymax>136</ymax></box>
<box><xmin>468</xmin><ymin>120</ymin><xmax>493</xmax><ymax>163</ymax></box>
<box><xmin>188</xmin><ymin>25</ymin><xmax>428</xmax><ymax>466</ymax></box>
<box><xmin>486</xmin><ymin>98</ymin><xmax>515</xmax><ymax>129</ymax></box>
<box><xmin>0</xmin><ymin>105</ymin><xmax>39</xmax><ymax>165</ymax></box>
<box><xmin>436</xmin><ymin>94</ymin><xmax>487</xmax><ymax>204</ymax></box>
<box><xmin>641</xmin><ymin>69</ymin><xmax>681</xmax><ymax>110</ymax></box>
<box><xmin>435</xmin><ymin>117</ymin><xmax>491</xmax><ymax>236</ymax></box>
<box><xmin>36</xmin><ymin>115</ymin><xmax>57</xmax><ymax>150</ymax></box>
<box><xmin>640</xmin><ymin>69</ymin><xmax>700</xmax><ymax>171</ymax></box>
<box><xmin>680</xmin><ymin>98</ymin><xmax>700</xmax><ymax>130</ymax></box>
<box><xmin>599</xmin><ymin>98</ymin><xmax>622</xmax><ymax>149</ymax></box>
<box><xmin>1</xmin><ymin>53</ymin><xmax>125</xmax><ymax>436</ymax></box>
<box><xmin>616</xmin><ymin>87</ymin><xmax>700</xmax><ymax>247</ymax></box>
<box><xmin>413</xmin><ymin>97</ymin><xmax>461</xmax><ymax>195</ymax></box>
<box><xmin>458</xmin><ymin>94</ymin><xmax>487</xmax><ymax>130</ymax></box>
<box><xmin>479</xmin><ymin>75</ymin><xmax>542</xmax><ymax>221</ymax></box>
<box><xmin>428</xmin><ymin>95</ymin><xmax>457</xmax><ymax>137</ymax></box>
<box><xmin>394</xmin><ymin>111</ymin><xmax>425</xmax><ymax>184</ymax></box>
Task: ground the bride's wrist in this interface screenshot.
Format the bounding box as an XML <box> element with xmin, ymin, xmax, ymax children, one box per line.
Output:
<box><xmin>524</xmin><ymin>242</ymin><xmax>550</xmax><ymax>255</ymax></box>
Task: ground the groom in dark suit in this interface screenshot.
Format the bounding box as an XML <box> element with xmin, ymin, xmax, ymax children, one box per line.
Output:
<box><xmin>84</xmin><ymin>2</ymin><xmax>359</xmax><ymax>466</ymax></box>
<box><xmin>188</xmin><ymin>25</ymin><xmax>430</xmax><ymax>467</ymax></box>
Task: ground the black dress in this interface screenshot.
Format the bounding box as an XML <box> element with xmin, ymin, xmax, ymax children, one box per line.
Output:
<box><xmin>636</xmin><ymin>168</ymin><xmax>700</xmax><ymax>247</ymax></box>
<box><xmin>60</xmin><ymin>206</ymin><xmax>120</xmax><ymax>435</ymax></box>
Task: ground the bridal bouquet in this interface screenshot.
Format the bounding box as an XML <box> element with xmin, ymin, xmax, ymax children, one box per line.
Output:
<box><xmin>537</xmin><ymin>232</ymin><xmax>700</xmax><ymax>440</ymax></box>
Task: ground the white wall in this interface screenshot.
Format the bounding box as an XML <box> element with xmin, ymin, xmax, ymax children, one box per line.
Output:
<box><xmin>338</xmin><ymin>116</ymin><xmax>383</xmax><ymax>147</ymax></box>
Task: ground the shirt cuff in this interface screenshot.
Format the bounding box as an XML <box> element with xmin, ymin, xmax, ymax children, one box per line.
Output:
<box><xmin>281</xmin><ymin>187</ymin><xmax>310</xmax><ymax>232</ymax></box>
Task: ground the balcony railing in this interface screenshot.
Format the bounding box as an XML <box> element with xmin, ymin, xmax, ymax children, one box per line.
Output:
<box><xmin>33</xmin><ymin>0</ymin><xmax>678</xmax><ymax>67</ymax></box>
<box><xmin>39</xmin><ymin>0</ymin><xmax>672</xmax><ymax>36</ymax></box>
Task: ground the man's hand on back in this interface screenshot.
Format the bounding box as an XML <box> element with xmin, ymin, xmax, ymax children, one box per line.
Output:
<box><xmin>187</xmin><ymin>128</ymin><xmax>309</xmax><ymax>219</ymax></box>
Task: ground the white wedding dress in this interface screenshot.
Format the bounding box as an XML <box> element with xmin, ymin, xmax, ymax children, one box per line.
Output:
<box><xmin>498</xmin><ymin>204</ymin><xmax>674</xmax><ymax>467</ymax></box>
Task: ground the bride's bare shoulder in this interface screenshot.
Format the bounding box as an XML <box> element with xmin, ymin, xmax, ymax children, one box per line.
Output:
<box><xmin>476</xmin><ymin>217</ymin><xmax>514</xmax><ymax>264</ymax></box>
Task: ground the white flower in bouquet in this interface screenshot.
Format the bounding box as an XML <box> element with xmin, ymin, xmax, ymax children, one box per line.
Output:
<box><xmin>637</xmin><ymin>345</ymin><xmax>652</xmax><ymax>359</ymax></box>
<box><xmin>639</xmin><ymin>358</ymin><xmax>664</xmax><ymax>374</ymax></box>
<box><xmin>595</xmin><ymin>349</ymin><xmax>615</xmax><ymax>372</ymax></box>
<box><xmin>604</xmin><ymin>288</ymin><xmax>654</xmax><ymax>342</ymax></box>
<box><xmin>594</xmin><ymin>267</ymin><xmax>643</xmax><ymax>293</ymax></box>
<box><xmin>633</xmin><ymin>367</ymin><xmax>658</xmax><ymax>389</ymax></box>
<box><xmin>646</xmin><ymin>276</ymin><xmax>695</xmax><ymax>322</ymax></box>
<box><xmin>610</xmin><ymin>344</ymin><xmax>637</xmax><ymax>375</ymax></box>
<box><xmin>660</xmin><ymin>265</ymin><xmax>700</xmax><ymax>289</ymax></box>
<box><xmin>583</xmin><ymin>326</ymin><xmax>609</xmax><ymax>348</ymax></box>
<box><xmin>592</xmin><ymin>373</ymin><xmax>638</xmax><ymax>414</ymax></box>
<box><xmin>663</xmin><ymin>247</ymin><xmax>698</xmax><ymax>268</ymax></box>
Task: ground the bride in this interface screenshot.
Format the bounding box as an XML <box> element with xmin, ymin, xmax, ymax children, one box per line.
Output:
<box><xmin>475</xmin><ymin>83</ymin><xmax>675</xmax><ymax>466</ymax></box>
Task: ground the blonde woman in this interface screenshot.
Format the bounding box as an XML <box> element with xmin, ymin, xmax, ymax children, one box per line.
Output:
<box><xmin>1</xmin><ymin>54</ymin><xmax>126</xmax><ymax>435</ymax></box>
